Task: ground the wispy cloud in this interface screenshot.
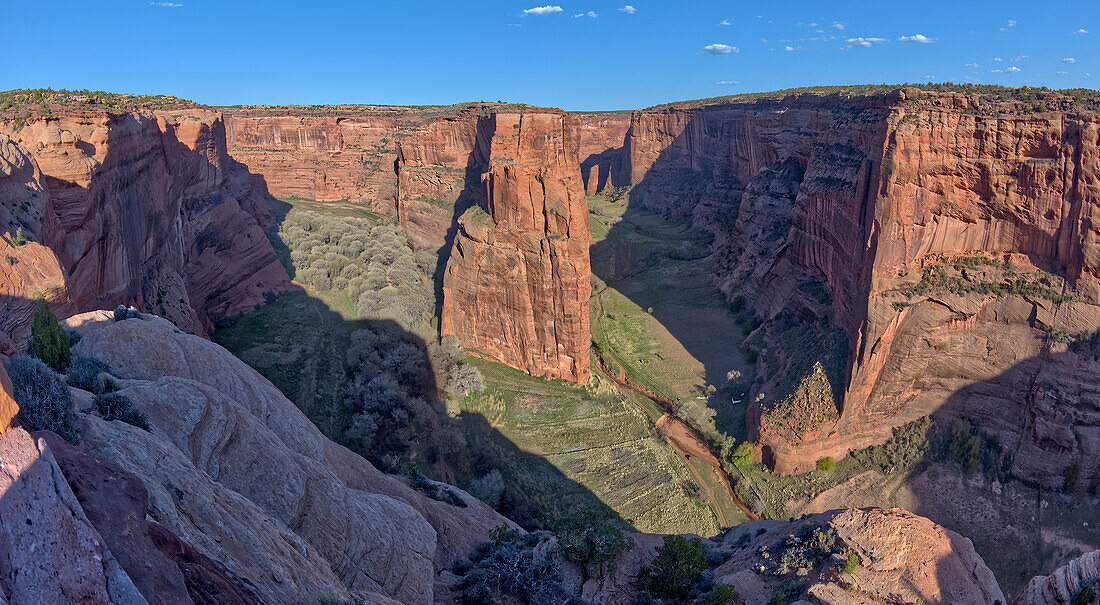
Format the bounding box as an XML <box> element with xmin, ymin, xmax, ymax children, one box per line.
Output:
<box><xmin>1063</xmin><ymin>57</ymin><xmax>1076</xmax><ymax>63</ymax></box>
<box><xmin>573</xmin><ymin>11</ymin><xmax>598</xmax><ymax>18</ymax></box>
<box><xmin>830</xmin><ymin>21</ymin><xmax>845</xmax><ymax>30</ymax></box>
<box><xmin>522</xmin><ymin>5</ymin><xmax>563</xmax><ymax>16</ymax></box>
<box><xmin>990</xmin><ymin>66</ymin><xmax>1021</xmax><ymax>74</ymax></box>
<box><xmin>963</xmin><ymin>62</ymin><xmax>980</xmax><ymax>68</ymax></box>
<box><xmin>1011</xmin><ymin>55</ymin><xmax>1028</xmax><ymax>61</ymax></box>
<box><xmin>718</xmin><ymin>19</ymin><xmax>731</xmax><ymax>26</ymax></box>
<box><xmin>784</xmin><ymin>45</ymin><xmax>794</xmax><ymax>51</ymax></box>
<box><xmin>702</xmin><ymin>43</ymin><xmax>738</xmax><ymax>54</ymax></box>
<box><xmin>150</xmin><ymin>1</ymin><xmax>182</xmax><ymax>6</ymax></box>
<box><xmin>1000</xmin><ymin>19</ymin><xmax>1016</xmax><ymax>31</ymax></box>
<box><xmin>506</xmin><ymin>23</ymin><xmax>522</xmax><ymax>27</ymax></box>
<box><xmin>715</xmin><ymin>80</ymin><xmax>739</xmax><ymax>86</ymax></box>
<box><xmin>992</xmin><ymin>57</ymin><xmax>1003</xmax><ymax>62</ymax></box>
<box><xmin>844</xmin><ymin>37</ymin><xmax>888</xmax><ymax>48</ymax></box>
<box><xmin>618</xmin><ymin>5</ymin><xmax>636</xmax><ymax>14</ymax></box>
<box><xmin>1056</xmin><ymin>71</ymin><xmax>1068</xmax><ymax>75</ymax></box>
<box><xmin>898</xmin><ymin>34</ymin><xmax>937</xmax><ymax>43</ymax></box>
<box><xmin>1077</xmin><ymin>28</ymin><xmax>1089</xmax><ymax>34</ymax></box>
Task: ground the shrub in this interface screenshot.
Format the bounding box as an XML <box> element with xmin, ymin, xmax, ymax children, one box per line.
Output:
<box><xmin>1072</xmin><ymin>585</ymin><xmax>1094</xmax><ymax>605</ymax></box>
<box><xmin>66</xmin><ymin>356</ymin><xmax>111</xmax><ymax>392</ymax></box>
<box><xmin>410</xmin><ymin>471</ymin><xmax>467</xmax><ymax>507</ymax></box>
<box><xmin>816</xmin><ymin>457</ymin><xmax>836</xmax><ymax>473</ymax></box>
<box><xmin>468</xmin><ymin>469</ymin><xmax>505</xmax><ymax>509</ymax></box>
<box><xmin>447</xmin><ymin>363</ymin><xmax>485</xmax><ymax>396</ymax></box>
<box><xmin>1064</xmin><ymin>463</ymin><xmax>1081</xmax><ymax>494</ymax></box>
<box><xmin>94</xmin><ymin>392</ymin><xmax>150</xmax><ymax>430</ymax></box>
<box><xmin>842</xmin><ymin>551</ymin><xmax>859</xmax><ymax>574</ymax></box>
<box><xmin>31</xmin><ymin>299</ymin><xmax>70</xmax><ymax>372</ymax></box>
<box><xmin>456</xmin><ymin>526</ymin><xmax>570</xmax><ymax>604</ymax></box>
<box><xmin>729</xmin><ymin>441</ymin><xmax>754</xmax><ymax>466</ymax></box>
<box><xmin>12</xmin><ymin>227</ymin><xmax>28</xmax><ymax>246</ymax></box>
<box><xmin>6</xmin><ymin>356</ymin><xmax>79</xmax><ymax>443</ymax></box>
<box><xmin>705</xmin><ymin>584</ymin><xmax>742</xmax><ymax>605</ymax></box>
<box><xmin>637</xmin><ymin>535</ymin><xmax>708</xmax><ymax>602</ymax></box>
<box><xmin>553</xmin><ymin>506</ymin><xmax>633</xmax><ymax>580</ymax></box>
<box><xmin>767</xmin><ymin>593</ymin><xmax>784</xmax><ymax>605</ymax></box>
<box><xmin>66</xmin><ymin>329</ymin><xmax>81</xmax><ymax>347</ymax></box>
<box><xmin>113</xmin><ymin>305</ymin><xmax>141</xmax><ymax>321</ymax></box>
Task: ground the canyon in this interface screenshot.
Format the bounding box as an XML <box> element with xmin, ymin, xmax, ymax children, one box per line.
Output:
<box><xmin>1</xmin><ymin>87</ymin><xmax>1098</xmax><ymax>603</ymax></box>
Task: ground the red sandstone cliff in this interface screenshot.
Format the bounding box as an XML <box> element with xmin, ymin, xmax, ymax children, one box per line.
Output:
<box><xmin>441</xmin><ymin>111</ymin><xmax>593</xmax><ymax>382</ymax></box>
<box><xmin>0</xmin><ymin>108</ymin><xmax>290</xmax><ymax>339</ymax></box>
<box><xmin>610</xmin><ymin>89</ymin><xmax>1100</xmax><ymax>487</ymax></box>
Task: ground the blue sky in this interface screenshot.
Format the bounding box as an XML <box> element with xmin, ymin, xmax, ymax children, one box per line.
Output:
<box><xmin>4</xmin><ymin>1</ymin><xmax>1096</xmax><ymax>110</ymax></box>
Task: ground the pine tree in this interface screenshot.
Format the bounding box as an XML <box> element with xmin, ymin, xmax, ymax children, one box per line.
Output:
<box><xmin>31</xmin><ymin>298</ymin><xmax>70</xmax><ymax>372</ymax></box>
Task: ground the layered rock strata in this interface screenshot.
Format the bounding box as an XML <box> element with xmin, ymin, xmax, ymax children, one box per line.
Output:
<box><xmin>441</xmin><ymin>111</ymin><xmax>593</xmax><ymax>382</ymax></box>
<box><xmin>0</xmin><ymin>109</ymin><xmax>290</xmax><ymax>339</ymax></box>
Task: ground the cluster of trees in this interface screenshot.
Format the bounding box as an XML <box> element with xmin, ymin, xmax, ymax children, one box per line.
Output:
<box><xmin>279</xmin><ymin>213</ymin><xmax>436</xmax><ymax>334</ymax></box>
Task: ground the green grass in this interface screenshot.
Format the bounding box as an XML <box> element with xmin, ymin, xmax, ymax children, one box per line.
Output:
<box><xmin>457</xmin><ymin>357</ymin><xmax>722</xmax><ymax>536</ymax></box>
<box><xmin>271</xmin><ymin>196</ymin><xmax>386</xmax><ymax>222</ymax></box>
<box><xmin>214</xmin><ymin>289</ymin><xmax>365</xmax><ymax>437</ymax></box>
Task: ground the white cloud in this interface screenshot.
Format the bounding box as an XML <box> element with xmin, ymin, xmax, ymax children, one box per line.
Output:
<box><xmin>844</xmin><ymin>37</ymin><xmax>888</xmax><ymax>48</ymax></box>
<box><xmin>715</xmin><ymin>80</ymin><xmax>739</xmax><ymax>86</ymax></box>
<box><xmin>1064</xmin><ymin>57</ymin><xmax>1076</xmax><ymax>64</ymax></box>
<box><xmin>702</xmin><ymin>43</ymin><xmax>738</xmax><ymax>54</ymax></box>
<box><xmin>760</xmin><ymin>38</ymin><xmax>767</xmax><ymax>42</ymax></box>
<box><xmin>898</xmin><ymin>34</ymin><xmax>937</xmax><ymax>43</ymax></box>
<box><xmin>784</xmin><ymin>45</ymin><xmax>794</xmax><ymax>51</ymax></box>
<box><xmin>522</xmin><ymin>5</ymin><xmax>563</xmax><ymax>16</ymax></box>
<box><xmin>150</xmin><ymin>1</ymin><xmax>182</xmax><ymax>6</ymax></box>
<box><xmin>990</xmin><ymin>66</ymin><xmax>1022</xmax><ymax>74</ymax></box>
<box><xmin>1000</xmin><ymin>19</ymin><xmax>1017</xmax><ymax>31</ymax></box>
<box><xmin>718</xmin><ymin>19</ymin><xmax>731</xmax><ymax>26</ymax></box>
<box><xmin>618</xmin><ymin>5</ymin><xmax>637</xmax><ymax>14</ymax></box>
<box><xmin>1056</xmin><ymin>70</ymin><xmax>1068</xmax><ymax>75</ymax></box>
<box><xmin>1011</xmin><ymin>55</ymin><xmax>1028</xmax><ymax>61</ymax></box>
<box><xmin>830</xmin><ymin>21</ymin><xmax>845</xmax><ymax>30</ymax></box>
<box><xmin>573</xmin><ymin>10</ymin><xmax>598</xmax><ymax>18</ymax></box>
<box><xmin>992</xmin><ymin>57</ymin><xmax>1003</xmax><ymax>62</ymax></box>
<box><xmin>1077</xmin><ymin>28</ymin><xmax>1088</xmax><ymax>34</ymax></box>
<box><xmin>506</xmin><ymin>23</ymin><xmax>522</xmax><ymax>27</ymax></box>
<box><xmin>963</xmin><ymin>62</ymin><xmax>980</xmax><ymax>68</ymax></box>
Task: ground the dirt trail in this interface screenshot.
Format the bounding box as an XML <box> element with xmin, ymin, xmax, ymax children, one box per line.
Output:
<box><xmin>592</xmin><ymin>287</ymin><xmax>760</xmax><ymax>523</ymax></box>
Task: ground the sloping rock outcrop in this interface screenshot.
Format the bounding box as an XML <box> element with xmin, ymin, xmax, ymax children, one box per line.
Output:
<box><xmin>60</xmin><ymin>310</ymin><xmax>512</xmax><ymax>604</ymax></box>
<box><xmin>1013</xmin><ymin>550</ymin><xmax>1100</xmax><ymax>605</ymax></box>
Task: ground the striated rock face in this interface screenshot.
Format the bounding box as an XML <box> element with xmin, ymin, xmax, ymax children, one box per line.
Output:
<box><xmin>60</xmin><ymin>310</ymin><xmax>513</xmax><ymax>604</ymax></box>
<box><xmin>441</xmin><ymin>111</ymin><xmax>593</xmax><ymax>382</ymax></box>
<box><xmin>0</xmin><ymin>426</ymin><xmax>147</xmax><ymax>605</ymax></box>
<box><xmin>0</xmin><ymin>109</ymin><xmax>290</xmax><ymax>338</ymax></box>
<box><xmin>577</xmin><ymin>113</ymin><xmax>631</xmax><ymax>195</ymax></box>
<box><xmin>610</xmin><ymin>90</ymin><xmax>1100</xmax><ymax>484</ymax></box>
<box><xmin>0</xmin><ymin>364</ymin><xmax>14</xmax><ymax>433</ymax></box>
<box><xmin>1013</xmin><ymin>550</ymin><xmax>1099</xmax><ymax>605</ymax></box>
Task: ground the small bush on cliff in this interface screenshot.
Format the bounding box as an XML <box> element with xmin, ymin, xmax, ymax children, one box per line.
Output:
<box><xmin>553</xmin><ymin>506</ymin><xmax>633</xmax><ymax>580</ymax></box>
<box><xmin>409</xmin><ymin>470</ymin><xmax>467</xmax><ymax>507</ymax></box>
<box><xmin>637</xmin><ymin>535</ymin><xmax>709</xmax><ymax>602</ymax></box>
<box><xmin>1072</xmin><ymin>585</ymin><xmax>1095</xmax><ymax>605</ymax></box>
<box><xmin>456</xmin><ymin>526</ymin><xmax>574</xmax><ymax>605</ymax></box>
<box><xmin>816</xmin><ymin>457</ymin><xmax>836</xmax><ymax>473</ymax></box>
<box><xmin>66</xmin><ymin>356</ymin><xmax>111</xmax><ymax>393</ymax></box>
<box><xmin>446</xmin><ymin>363</ymin><xmax>485</xmax><ymax>396</ymax></box>
<box><xmin>31</xmin><ymin>298</ymin><xmax>70</xmax><ymax>372</ymax></box>
<box><xmin>6</xmin><ymin>356</ymin><xmax>79</xmax><ymax>443</ymax></box>
<box><xmin>468</xmin><ymin>469</ymin><xmax>505</xmax><ymax>509</ymax></box>
<box><xmin>704</xmin><ymin>584</ymin><xmax>742</xmax><ymax>605</ymax></box>
<box><xmin>94</xmin><ymin>392</ymin><xmax>150</xmax><ymax>431</ymax></box>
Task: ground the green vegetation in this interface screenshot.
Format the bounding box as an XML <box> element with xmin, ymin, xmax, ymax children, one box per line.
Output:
<box><xmin>65</xmin><ymin>357</ymin><xmax>111</xmax><ymax>393</ymax></box>
<box><xmin>454</xmin><ymin>527</ymin><xmax>571</xmax><ymax>605</ymax></box>
<box><xmin>552</xmin><ymin>506</ymin><xmax>633</xmax><ymax>580</ymax></box>
<box><xmin>409</xmin><ymin>471</ymin><xmax>467</xmax><ymax>507</ymax></box>
<box><xmin>94</xmin><ymin>392</ymin><xmax>150</xmax><ymax>431</ymax></box>
<box><xmin>817</xmin><ymin>457</ymin><xmax>837</xmax><ymax>473</ymax></box>
<box><xmin>31</xmin><ymin>298</ymin><xmax>70</xmax><ymax>372</ymax></box>
<box><xmin>704</xmin><ymin>584</ymin><xmax>743</xmax><ymax>605</ymax></box>
<box><xmin>842</xmin><ymin>552</ymin><xmax>859</xmax><ymax>574</ymax></box>
<box><xmin>0</xmin><ymin>88</ymin><xmax>197</xmax><ymax>112</ymax></box>
<box><xmin>1072</xmin><ymin>585</ymin><xmax>1095</xmax><ymax>605</ymax></box>
<box><xmin>905</xmin><ymin>262</ymin><xmax>1072</xmax><ymax>303</ymax></box>
<box><xmin>12</xmin><ymin>227</ymin><xmax>27</xmax><ymax>246</ymax></box>
<box><xmin>637</xmin><ymin>535</ymin><xmax>708</xmax><ymax>602</ymax></box>
<box><xmin>944</xmin><ymin>419</ymin><xmax>1006</xmax><ymax>478</ymax></box>
<box><xmin>5</xmin><ymin>356</ymin><xmax>79</xmax><ymax>444</ymax></box>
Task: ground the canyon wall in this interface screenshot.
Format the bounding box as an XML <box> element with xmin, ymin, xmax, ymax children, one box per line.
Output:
<box><xmin>607</xmin><ymin>89</ymin><xmax>1100</xmax><ymax>488</ymax></box>
<box><xmin>226</xmin><ymin>105</ymin><xmax>593</xmax><ymax>382</ymax></box>
<box><xmin>441</xmin><ymin>111</ymin><xmax>593</xmax><ymax>382</ymax></box>
<box><xmin>0</xmin><ymin>108</ymin><xmax>291</xmax><ymax>339</ymax></box>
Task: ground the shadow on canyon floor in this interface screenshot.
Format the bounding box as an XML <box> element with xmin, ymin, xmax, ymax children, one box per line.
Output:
<box><xmin>219</xmin><ymin>203</ymin><xmax>629</xmax><ymax>531</ymax></box>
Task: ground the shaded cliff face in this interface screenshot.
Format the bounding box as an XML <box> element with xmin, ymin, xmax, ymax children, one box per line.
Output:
<box><xmin>609</xmin><ymin>90</ymin><xmax>1100</xmax><ymax>486</ymax></box>
<box><xmin>0</xmin><ymin>109</ymin><xmax>290</xmax><ymax>337</ymax></box>
<box><xmin>577</xmin><ymin>113</ymin><xmax>631</xmax><ymax>195</ymax></box>
<box><xmin>442</xmin><ymin>111</ymin><xmax>593</xmax><ymax>382</ymax></box>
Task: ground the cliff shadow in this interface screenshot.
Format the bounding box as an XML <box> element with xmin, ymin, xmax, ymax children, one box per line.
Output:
<box><xmin>900</xmin><ymin>343</ymin><xmax>1100</xmax><ymax>598</ymax></box>
<box><xmin>213</xmin><ymin>269</ymin><xmax>626</xmax><ymax>532</ymax></box>
<box><xmin>427</xmin><ymin>116</ymin><xmax>494</xmax><ymax>320</ymax></box>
